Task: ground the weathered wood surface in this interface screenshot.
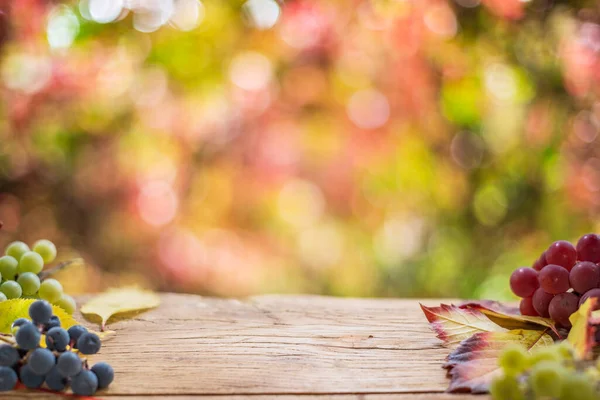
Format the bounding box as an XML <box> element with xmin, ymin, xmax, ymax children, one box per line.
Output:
<box><xmin>8</xmin><ymin>294</ymin><xmax>488</xmax><ymax>399</ymax></box>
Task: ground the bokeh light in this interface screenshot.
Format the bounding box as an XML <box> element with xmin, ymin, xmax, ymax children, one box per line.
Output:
<box><xmin>243</xmin><ymin>0</ymin><xmax>280</xmax><ymax>30</ymax></box>
<box><xmin>346</xmin><ymin>89</ymin><xmax>390</xmax><ymax>130</ymax></box>
<box><xmin>47</xmin><ymin>5</ymin><xmax>80</xmax><ymax>50</ymax></box>
<box><xmin>0</xmin><ymin>0</ymin><xmax>599</xmax><ymax>300</ymax></box>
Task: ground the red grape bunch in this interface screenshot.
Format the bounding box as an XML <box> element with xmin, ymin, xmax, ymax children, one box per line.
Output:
<box><xmin>510</xmin><ymin>234</ymin><xmax>600</xmax><ymax>328</ymax></box>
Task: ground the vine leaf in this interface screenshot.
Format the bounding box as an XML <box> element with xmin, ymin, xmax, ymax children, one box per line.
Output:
<box><xmin>0</xmin><ymin>299</ymin><xmax>78</xmax><ymax>334</ymax></box>
<box><xmin>460</xmin><ymin>300</ymin><xmax>559</xmax><ymax>336</ymax></box>
<box><xmin>420</xmin><ymin>304</ymin><xmax>507</xmax><ymax>347</ymax></box>
<box><xmin>81</xmin><ymin>287</ymin><xmax>160</xmax><ymax>331</ymax></box>
<box><xmin>567</xmin><ymin>297</ymin><xmax>597</xmax><ymax>359</ymax></box>
<box><xmin>444</xmin><ymin>329</ymin><xmax>553</xmax><ymax>393</ymax></box>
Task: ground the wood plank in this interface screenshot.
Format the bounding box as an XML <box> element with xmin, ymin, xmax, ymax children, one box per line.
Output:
<box><xmin>7</xmin><ymin>294</ymin><xmax>490</xmax><ymax>398</ymax></box>
<box><xmin>6</xmin><ymin>393</ymin><xmax>487</xmax><ymax>400</ymax></box>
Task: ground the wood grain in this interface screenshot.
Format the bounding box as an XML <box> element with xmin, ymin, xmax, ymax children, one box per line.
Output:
<box><xmin>8</xmin><ymin>294</ymin><xmax>489</xmax><ymax>399</ymax></box>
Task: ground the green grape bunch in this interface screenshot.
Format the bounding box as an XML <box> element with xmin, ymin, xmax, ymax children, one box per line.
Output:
<box><xmin>493</xmin><ymin>342</ymin><xmax>599</xmax><ymax>400</ymax></box>
<box><xmin>0</xmin><ymin>240</ymin><xmax>76</xmax><ymax>315</ymax></box>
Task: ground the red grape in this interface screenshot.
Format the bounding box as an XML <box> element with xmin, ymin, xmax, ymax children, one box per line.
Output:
<box><xmin>579</xmin><ymin>288</ymin><xmax>600</xmax><ymax>308</ymax></box>
<box><xmin>576</xmin><ymin>234</ymin><xmax>600</xmax><ymax>263</ymax></box>
<box><xmin>519</xmin><ymin>297</ymin><xmax>538</xmax><ymax>316</ymax></box>
<box><xmin>546</xmin><ymin>240</ymin><xmax>577</xmax><ymax>271</ymax></box>
<box><xmin>532</xmin><ymin>252</ymin><xmax>547</xmax><ymax>271</ymax></box>
<box><xmin>532</xmin><ymin>288</ymin><xmax>554</xmax><ymax>317</ymax></box>
<box><xmin>538</xmin><ymin>264</ymin><xmax>570</xmax><ymax>294</ymax></box>
<box><xmin>569</xmin><ymin>261</ymin><xmax>600</xmax><ymax>293</ymax></box>
<box><xmin>548</xmin><ymin>292</ymin><xmax>579</xmax><ymax>328</ymax></box>
<box><xmin>509</xmin><ymin>267</ymin><xmax>539</xmax><ymax>297</ymax></box>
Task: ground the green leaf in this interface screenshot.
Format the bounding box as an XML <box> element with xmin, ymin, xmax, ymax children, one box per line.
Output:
<box><xmin>0</xmin><ymin>299</ymin><xmax>79</xmax><ymax>334</ymax></box>
<box><xmin>81</xmin><ymin>287</ymin><xmax>160</xmax><ymax>330</ymax></box>
<box><xmin>420</xmin><ymin>303</ymin><xmax>507</xmax><ymax>347</ymax></box>
<box><xmin>444</xmin><ymin>329</ymin><xmax>554</xmax><ymax>393</ymax></box>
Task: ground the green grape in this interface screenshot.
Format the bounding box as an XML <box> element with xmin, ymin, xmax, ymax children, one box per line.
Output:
<box><xmin>0</xmin><ymin>281</ymin><xmax>22</xmax><ymax>299</ymax></box>
<box><xmin>5</xmin><ymin>241</ymin><xmax>29</xmax><ymax>261</ymax></box>
<box><xmin>529</xmin><ymin>346</ymin><xmax>562</xmax><ymax>366</ymax></box>
<box><xmin>18</xmin><ymin>251</ymin><xmax>44</xmax><ymax>274</ymax></box>
<box><xmin>585</xmin><ymin>366</ymin><xmax>600</xmax><ymax>381</ymax></box>
<box><xmin>32</xmin><ymin>240</ymin><xmax>57</xmax><ymax>263</ymax></box>
<box><xmin>38</xmin><ymin>279</ymin><xmax>63</xmax><ymax>303</ymax></box>
<box><xmin>0</xmin><ymin>256</ymin><xmax>18</xmax><ymax>280</ymax></box>
<box><xmin>0</xmin><ymin>292</ymin><xmax>6</xmax><ymax>302</ymax></box>
<box><xmin>498</xmin><ymin>345</ymin><xmax>528</xmax><ymax>376</ymax></box>
<box><xmin>17</xmin><ymin>272</ymin><xmax>40</xmax><ymax>296</ymax></box>
<box><xmin>489</xmin><ymin>374</ymin><xmax>524</xmax><ymax>400</ymax></box>
<box><xmin>530</xmin><ymin>361</ymin><xmax>564</xmax><ymax>398</ymax></box>
<box><xmin>55</xmin><ymin>294</ymin><xmax>76</xmax><ymax>315</ymax></box>
<box><xmin>556</xmin><ymin>341</ymin><xmax>575</xmax><ymax>361</ymax></box>
<box><xmin>559</xmin><ymin>372</ymin><xmax>596</xmax><ymax>400</ymax></box>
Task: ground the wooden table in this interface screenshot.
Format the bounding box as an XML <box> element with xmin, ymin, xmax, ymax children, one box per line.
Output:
<box><xmin>6</xmin><ymin>294</ymin><xmax>488</xmax><ymax>399</ymax></box>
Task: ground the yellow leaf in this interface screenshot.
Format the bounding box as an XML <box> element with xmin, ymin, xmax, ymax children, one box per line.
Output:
<box><xmin>460</xmin><ymin>301</ymin><xmax>559</xmax><ymax>336</ymax></box>
<box><xmin>80</xmin><ymin>287</ymin><xmax>160</xmax><ymax>330</ymax></box>
<box><xmin>567</xmin><ymin>297</ymin><xmax>596</xmax><ymax>359</ymax></box>
<box><xmin>0</xmin><ymin>299</ymin><xmax>79</xmax><ymax>334</ymax></box>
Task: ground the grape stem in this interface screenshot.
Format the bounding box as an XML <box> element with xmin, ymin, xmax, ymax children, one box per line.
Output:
<box><xmin>38</xmin><ymin>258</ymin><xmax>84</xmax><ymax>280</ymax></box>
<box><xmin>0</xmin><ymin>333</ymin><xmax>15</xmax><ymax>345</ymax></box>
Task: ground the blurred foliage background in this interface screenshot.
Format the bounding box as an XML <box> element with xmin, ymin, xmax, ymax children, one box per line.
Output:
<box><xmin>0</xmin><ymin>0</ymin><xmax>599</xmax><ymax>300</ymax></box>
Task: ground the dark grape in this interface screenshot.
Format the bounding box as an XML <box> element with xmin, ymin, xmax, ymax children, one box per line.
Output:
<box><xmin>28</xmin><ymin>348</ymin><xmax>55</xmax><ymax>375</ymax></box>
<box><xmin>11</xmin><ymin>318</ymin><xmax>29</xmax><ymax>331</ymax></box>
<box><xmin>15</xmin><ymin>321</ymin><xmax>40</xmax><ymax>350</ymax></box>
<box><xmin>44</xmin><ymin>315</ymin><xmax>61</xmax><ymax>332</ymax></box>
<box><xmin>546</xmin><ymin>240</ymin><xmax>577</xmax><ymax>271</ymax></box>
<box><xmin>520</xmin><ymin>297</ymin><xmax>538</xmax><ymax>316</ymax></box>
<box><xmin>28</xmin><ymin>300</ymin><xmax>53</xmax><ymax>325</ymax></box>
<box><xmin>77</xmin><ymin>332</ymin><xmax>101</xmax><ymax>355</ymax></box>
<box><xmin>532</xmin><ymin>288</ymin><xmax>554</xmax><ymax>318</ymax></box>
<box><xmin>0</xmin><ymin>345</ymin><xmax>19</xmax><ymax>367</ymax></box>
<box><xmin>56</xmin><ymin>351</ymin><xmax>82</xmax><ymax>377</ymax></box>
<box><xmin>91</xmin><ymin>362</ymin><xmax>114</xmax><ymax>389</ymax></box>
<box><xmin>549</xmin><ymin>292</ymin><xmax>579</xmax><ymax>328</ymax></box>
<box><xmin>576</xmin><ymin>233</ymin><xmax>600</xmax><ymax>263</ymax></box>
<box><xmin>569</xmin><ymin>261</ymin><xmax>600</xmax><ymax>293</ymax></box>
<box><xmin>19</xmin><ymin>365</ymin><xmax>45</xmax><ymax>388</ymax></box>
<box><xmin>67</xmin><ymin>325</ymin><xmax>88</xmax><ymax>348</ymax></box>
<box><xmin>579</xmin><ymin>288</ymin><xmax>600</xmax><ymax>308</ymax></box>
<box><xmin>509</xmin><ymin>267</ymin><xmax>539</xmax><ymax>297</ymax></box>
<box><xmin>538</xmin><ymin>264</ymin><xmax>570</xmax><ymax>294</ymax></box>
<box><xmin>45</xmin><ymin>327</ymin><xmax>70</xmax><ymax>352</ymax></box>
<box><xmin>71</xmin><ymin>370</ymin><xmax>98</xmax><ymax>396</ymax></box>
<box><xmin>45</xmin><ymin>366</ymin><xmax>68</xmax><ymax>391</ymax></box>
<box><xmin>0</xmin><ymin>366</ymin><xmax>17</xmax><ymax>391</ymax></box>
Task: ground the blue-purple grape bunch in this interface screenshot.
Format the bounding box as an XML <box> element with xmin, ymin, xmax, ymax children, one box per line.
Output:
<box><xmin>0</xmin><ymin>300</ymin><xmax>114</xmax><ymax>395</ymax></box>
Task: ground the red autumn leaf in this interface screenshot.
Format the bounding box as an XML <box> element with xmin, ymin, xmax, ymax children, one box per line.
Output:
<box><xmin>420</xmin><ymin>303</ymin><xmax>507</xmax><ymax>347</ymax></box>
<box><xmin>460</xmin><ymin>300</ymin><xmax>519</xmax><ymax>315</ymax></box>
<box><xmin>444</xmin><ymin>329</ymin><xmax>553</xmax><ymax>393</ymax></box>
